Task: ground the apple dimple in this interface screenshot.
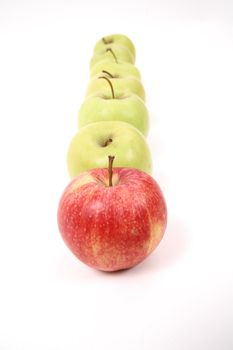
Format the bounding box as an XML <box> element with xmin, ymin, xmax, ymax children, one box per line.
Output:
<box><xmin>95</xmin><ymin>173</ymin><xmax>120</xmax><ymax>187</ymax></box>
<box><xmin>97</xmin><ymin>93</ymin><xmax>129</xmax><ymax>100</ymax></box>
<box><xmin>115</xmin><ymin>94</ymin><xmax>129</xmax><ymax>99</ymax></box>
<box><xmin>98</xmin><ymin>94</ymin><xmax>112</xmax><ymax>100</ymax></box>
<box><xmin>101</xmin><ymin>71</ymin><xmax>120</xmax><ymax>79</ymax></box>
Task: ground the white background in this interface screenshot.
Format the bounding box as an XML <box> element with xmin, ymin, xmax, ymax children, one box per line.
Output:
<box><xmin>0</xmin><ymin>0</ymin><xmax>233</xmax><ymax>349</ymax></box>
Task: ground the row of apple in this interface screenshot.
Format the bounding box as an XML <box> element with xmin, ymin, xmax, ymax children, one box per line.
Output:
<box><xmin>57</xmin><ymin>34</ymin><xmax>167</xmax><ymax>272</ymax></box>
<box><xmin>66</xmin><ymin>34</ymin><xmax>152</xmax><ymax>177</ymax></box>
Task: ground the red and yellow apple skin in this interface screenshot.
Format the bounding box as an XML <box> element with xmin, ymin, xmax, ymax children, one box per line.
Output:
<box><xmin>57</xmin><ymin>167</ymin><xmax>167</xmax><ymax>272</ymax></box>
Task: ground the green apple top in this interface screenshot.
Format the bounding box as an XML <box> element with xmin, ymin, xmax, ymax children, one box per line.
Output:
<box><xmin>90</xmin><ymin>45</ymin><xmax>135</xmax><ymax>69</ymax></box>
<box><xmin>67</xmin><ymin>120</ymin><xmax>152</xmax><ymax>178</ymax></box>
<box><xmin>94</xmin><ymin>34</ymin><xmax>136</xmax><ymax>61</ymax></box>
<box><xmin>90</xmin><ymin>61</ymin><xmax>141</xmax><ymax>80</ymax></box>
<box><xmin>86</xmin><ymin>70</ymin><xmax>146</xmax><ymax>101</ymax></box>
<box><xmin>78</xmin><ymin>76</ymin><xmax>149</xmax><ymax>136</ymax></box>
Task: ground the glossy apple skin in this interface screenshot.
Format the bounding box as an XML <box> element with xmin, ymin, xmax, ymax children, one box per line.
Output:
<box><xmin>67</xmin><ymin>121</ymin><xmax>152</xmax><ymax>177</ymax></box>
<box><xmin>90</xmin><ymin>44</ymin><xmax>135</xmax><ymax>68</ymax></box>
<box><xmin>86</xmin><ymin>76</ymin><xmax>145</xmax><ymax>101</ymax></box>
<box><xmin>57</xmin><ymin>168</ymin><xmax>167</xmax><ymax>271</ymax></box>
<box><xmin>90</xmin><ymin>61</ymin><xmax>141</xmax><ymax>80</ymax></box>
<box><xmin>94</xmin><ymin>34</ymin><xmax>136</xmax><ymax>60</ymax></box>
<box><xmin>78</xmin><ymin>94</ymin><xmax>149</xmax><ymax>136</ymax></box>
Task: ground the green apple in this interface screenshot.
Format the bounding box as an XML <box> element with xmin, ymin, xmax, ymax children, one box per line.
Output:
<box><xmin>90</xmin><ymin>61</ymin><xmax>141</xmax><ymax>80</ymax></box>
<box><xmin>86</xmin><ymin>71</ymin><xmax>145</xmax><ymax>101</ymax></box>
<box><xmin>67</xmin><ymin>121</ymin><xmax>152</xmax><ymax>177</ymax></box>
<box><xmin>94</xmin><ymin>34</ymin><xmax>136</xmax><ymax>61</ymax></box>
<box><xmin>90</xmin><ymin>44</ymin><xmax>135</xmax><ymax>69</ymax></box>
<box><xmin>78</xmin><ymin>77</ymin><xmax>149</xmax><ymax>136</ymax></box>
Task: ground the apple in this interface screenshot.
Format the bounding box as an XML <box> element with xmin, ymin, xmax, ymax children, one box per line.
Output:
<box><xmin>57</xmin><ymin>156</ymin><xmax>167</xmax><ymax>271</ymax></box>
<box><xmin>94</xmin><ymin>34</ymin><xmax>136</xmax><ymax>61</ymax></box>
<box><xmin>90</xmin><ymin>45</ymin><xmax>135</xmax><ymax>69</ymax></box>
<box><xmin>67</xmin><ymin>120</ymin><xmax>152</xmax><ymax>177</ymax></box>
<box><xmin>90</xmin><ymin>61</ymin><xmax>141</xmax><ymax>80</ymax></box>
<box><xmin>86</xmin><ymin>70</ymin><xmax>145</xmax><ymax>101</ymax></box>
<box><xmin>78</xmin><ymin>77</ymin><xmax>149</xmax><ymax>136</ymax></box>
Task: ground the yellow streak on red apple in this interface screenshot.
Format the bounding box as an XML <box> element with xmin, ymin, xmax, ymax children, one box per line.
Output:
<box><xmin>147</xmin><ymin>221</ymin><xmax>165</xmax><ymax>254</ymax></box>
<box><xmin>88</xmin><ymin>221</ymin><xmax>165</xmax><ymax>271</ymax></box>
<box><xmin>91</xmin><ymin>239</ymin><xmax>124</xmax><ymax>270</ymax></box>
<box><xmin>91</xmin><ymin>241</ymin><xmax>141</xmax><ymax>271</ymax></box>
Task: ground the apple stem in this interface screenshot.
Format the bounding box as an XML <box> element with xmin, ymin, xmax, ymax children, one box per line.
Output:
<box><xmin>103</xmin><ymin>138</ymin><xmax>113</xmax><ymax>147</ymax></box>
<box><xmin>98</xmin><ymin>76</ymin><xmax>115</xmax><ymax>99</ymax></box>
<box><xmin>106</xmin><ymin>48</ymin><xmax>118</xmax><ymax>63</ymax></box>
<box><xmin>102</xmin><ymin>70</ymin><xmax>114</xmax><ymax>78</ymax></box>
<box><xmin>102</xmin><ymin>37</ymin><xmax>113</xmax><ymax>45</ymax></box>
<box><xmin>108</xmin><ymin>155</ymin><xmax>115</xmax><ymax>187</ymax></box>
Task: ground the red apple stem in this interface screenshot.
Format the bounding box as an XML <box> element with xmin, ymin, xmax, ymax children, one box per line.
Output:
<box><xmin>108</xmin><ymin>155</ymin><xmax>115</xmax><ymax>187</ymax></box>
<box><xmin>106</xmin><ymin>48</ymin><xmax>118</xmax><ymax>63</ymax></box>
<box><xmin>102</xmin><ymin>70</ymin><xmax>114</xmax><ymax>78</ymax></box>
<box><xmin>98</xmin><ymin>76</ymin><xmax>115</xmax><ymax>99</ymax></box>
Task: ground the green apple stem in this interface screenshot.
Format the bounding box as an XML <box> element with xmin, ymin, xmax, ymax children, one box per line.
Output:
<box><xmin>106</xmin><ymin>48</ymin><xmax>118</xmax><ymax>63</ymax></box>
<box><xmin>98</xmin><ymin>76</ymin><xmax>115</xmax><ymax>99</ymax></box>
<box><xmin>108</xmin><ymin>155</ymin><xmax>115</xmax><ymax>187</ymax></box>
<box><xmin>102</xmin><ymin>37</ymin><xmax>113</xmax><ymax>45</ymax></box>
<box><xmin>103</xmin><ymin>138</ymin><xmax>113</xmax><ymax>147</ymax></box>
<box><xmin>102</xmin><ymin>70</ymin><xmax>114</xmax><ymax>78</ymax></box>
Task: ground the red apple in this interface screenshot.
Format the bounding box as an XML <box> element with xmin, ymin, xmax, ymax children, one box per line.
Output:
<box><xmin>57</xmin><ymin>157</ymin><xmax>167</xmax><ymax>271</ymax></box>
